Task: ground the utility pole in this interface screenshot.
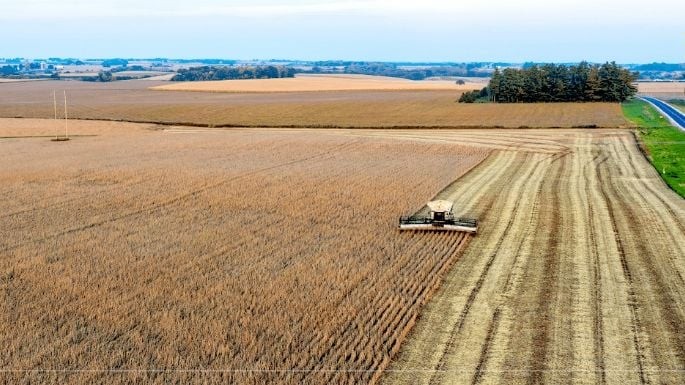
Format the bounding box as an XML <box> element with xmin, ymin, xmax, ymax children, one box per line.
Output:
<box><xmin>63</xmin><ymin>90</ymin><xmax>68</xmax><ymax>139</ymax></box>
<box><xmin>53</xmin><ymin>90</ymin><xmax>58</xmax><ymax>140</ymax></box>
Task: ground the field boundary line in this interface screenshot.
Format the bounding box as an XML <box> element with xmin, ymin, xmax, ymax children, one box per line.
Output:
<box><xmin>1</xmin><ymin>116</ymin><xmax>626</xmax><ymax>130</ymax></box>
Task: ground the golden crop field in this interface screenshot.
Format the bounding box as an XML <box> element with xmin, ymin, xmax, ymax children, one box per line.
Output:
<box><xmin>1</xmin><ymin>118</ymin><xmax>489</xmax><ymax>384</ymax></box>
<box><xmin>152</xmin><ymin>74</ymin><xmax>481</xmax><ymax>93</ymax></box>
<box><xmin>0</xmin><ymin>80</ymin><xmax>630</xmax><ymax>128</ymax></box>
<box><xmin>3</xmin><ymin>119</ymin><xmax>683</xmax><ymax>385</ymax></box>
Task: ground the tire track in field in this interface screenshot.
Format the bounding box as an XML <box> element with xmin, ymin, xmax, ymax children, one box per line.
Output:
<box><xmin>552</xmin><ymin>134</ymin><xmax>596</xmax><ymax>385</ymax></box>
<box><xmin>470</xmin><ymin>308</ymin><xmax>501</xmax><ymax>385</ymax></box>
<box><xmin>584</xmin><ymin>141</ymin><xmax>646</xmax><ymax>385</ymax></box>
<box><xmin>619</xmin><ymin>141</ymin><xmax>685</xmax><ymax>289</ymax></box>
<box><xmin>380</xmin><ymin>150</ymin><xmax>553</xmax><ymax>385</ymax></box>
<box><xmin>424</xmin><ymin>158</ymin><xmax>525</xmax><ymax>385</ymax></box>
<box><xmin>614</xmin><ymin>135</ymin><xmax>685</xmax><ymax>287</ymax></box>
<box><xmin>0</xmin><ymin>139</ymin><xmax>363</xmax><ymax>254</ymax></box>
<box><xmin>426</xmin><ymin>151</ymin><xmax>552</xmax><ymax>385</ymax></box>
<box><xmin>526</xmin><ymin>146</ymin><xmax>568</xmax><ymax>385</ymax></box>
<box><xmin>464</xmin><ymin>152</ymin><xmax>564</xmax><ymax>384</ymax></box>
<box><xmin>383</xmin><ymin>130</ymin><xmax>685</xmax><ymax>385</ymax></box>
<box><xmin>618</xmin><ymin>134</ymin><xmax>685</xmax><ymax>236</ymax></box>
<box><xmin>595</xmin><ymin>156</ymin><xmax>648</xmax><ymax>385</ymax></box>
<box><xmin>603</xmin><ymin>137</ymin><xmax>685</xmax><ymax>375</ymax></box>
<box><xmin>611</xmin><ymin>135</ymin><xmax>685</xmax><ymax>315</ymax></box>
<box><xmin>467</xmin><ymin>150</ymin><xmax>555</xmax><ymax>385</ymax></box>
<box><xmin>581</xmin><ymin>142</ymin><xmax>608</xmax><ymax>385</ymax></box>
<box><xmin>353</xmin><ymin>131</ymin><xmax>569</xmax><ymax>154</ymax></box>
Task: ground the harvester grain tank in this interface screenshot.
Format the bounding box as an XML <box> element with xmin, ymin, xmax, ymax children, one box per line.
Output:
<box><xmin>399</xmin><ymin>200</ymin><xmax>478</xmax><ymax>233</ymax></box>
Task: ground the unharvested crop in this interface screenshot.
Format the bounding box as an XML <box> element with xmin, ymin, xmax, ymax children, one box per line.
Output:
<box><xmin>0</xmin><ymin>119</ymin><xmax>488</xmax><ymax>384</ymax></box>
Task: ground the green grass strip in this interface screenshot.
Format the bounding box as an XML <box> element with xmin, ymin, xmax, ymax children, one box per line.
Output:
<box><xmin>667</xmin><ymin>99</ymin><xmax>685</xmax><ymax>113</ymax></box>
<box><xmin>622</xmin><ymin>99</ymin><xmax>685</xmax><ymax>197</ymax></box>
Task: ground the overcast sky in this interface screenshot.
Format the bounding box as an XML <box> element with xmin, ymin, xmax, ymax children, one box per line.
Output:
<box><xmin>1</xmin><ymin>0</ymin><xmax>683</xmax><ymax>62</ymax></box>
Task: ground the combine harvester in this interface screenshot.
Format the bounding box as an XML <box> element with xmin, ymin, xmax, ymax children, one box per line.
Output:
<box><xmin>399</xmin><ymin>200</ymin><xmax>478</xmax><ymax>233</ymax></box>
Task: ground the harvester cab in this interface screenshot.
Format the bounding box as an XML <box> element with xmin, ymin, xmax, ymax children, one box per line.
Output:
<box><xmin>399</xmin><ymin>199</ymin><xmax>477</xmax><ymax>233</ymax></box>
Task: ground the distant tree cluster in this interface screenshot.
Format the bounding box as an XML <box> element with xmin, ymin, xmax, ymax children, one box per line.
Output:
<box><xmin>0</xmin><ymin>65</ymin><xmax>18</xmax><ymax>76</ymax></box>
<box><xmin>111</xmin><ymin>65</ymin><xmax>146</xmax><ymax>72</ymax></box>
<box><xmin>101</xmin><ymin>58</ymin><xmax>128</xmax><ymax>67</ymax></box>
<box><xmin>458</xmin><ymin>88</ymin><xmax>489</xmax><ymax>103</ymax></box>
<box><xmin>48</xmin><ymin>58</ymin><xmax>84</xmax><ymax>65</ymax></box>
<box><xmin>172</xmin><ymin>65</ymin><xmax>297</xmax><ymax>81</ymax></box>
<box><xmin>632</xmin><ymin>62</ymin><xmax>685</xmax><ymax>72</ymax></box>
<box><xmin>173</xmin><ymin>59</ymin><xmax>237</xmax><ymax>65</ymax></box>
<box><xmin>97</xmin><ymin>71</ymin><xmax>113</xmax><ymax>82</ymax></box>
<box><xmin>81</xmin><ymin>71</ymin><xmax>113</xmax><ymax>82</ymax></box>
<box><xmin>484</xmin><ymin>62</ymin><xmax>638</xmax><ymax>103</ymax></box>
<box><xmin>337</xmin><ymin>62</ymin><xmax>491</xmax><ymax>80</ymax></box>
<box><xmin>633</xmin><ymin>61</ymin><xmax>685</xmax><ymax>80</ymax></box>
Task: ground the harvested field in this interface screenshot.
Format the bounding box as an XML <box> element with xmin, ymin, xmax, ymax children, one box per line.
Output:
<box><xmin>0</xmin><ymin>79</ymin><xmax>47</xmax><ymax>83</ymax></box>
<box><xmin>0</xmin><ymin>118</ymin><xmax>158</xmax><ymax>138</ymax></box>
<box><xmin>140</xmin><ymin>74</ymin><xmax>175</xmax><ymax>81</ymax></box>
<box><xmin>0</xmin><ymin>118</ymin><xmax>489</xmax><ymax>384</ymax></box>
<box><xmin>152</xmin><ymin>74</ymin><xmax>477</xmax><ymax>93</ymax></box>
<box><xmin>381</xmin><ymin>129</ymin><xmax>685</xmax><ymax>384</ymax></box>
<box><xmin>637</xmin><ymin>81</ymin><xmax>685</xmax><ymax>93</ymax></box>
<box><xmin>637</xmin><ymin>81</ymin><xmax>685</xmax><ymax>100</ymax></box>
<box><xmin>0</xmin><ymin>80</ymin><xmax>629</xmax><ymax>128</ymax></box>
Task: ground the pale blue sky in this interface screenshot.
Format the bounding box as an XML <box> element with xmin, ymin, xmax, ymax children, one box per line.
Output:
<box><xmin>1</xmin><ymin>0</ymin><xmax>683</xmax><ymax>62</ymax></box>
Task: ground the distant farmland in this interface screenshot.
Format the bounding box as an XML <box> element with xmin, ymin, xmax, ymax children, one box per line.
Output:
<box><xmin>154</xmin><ymin>74</ymin><xmax>480</xmax><ymax>93</ymax></box>
<box><xmin>637</xmin><ymin>81</ymin><xmax>685</xmax><ymax>100</ymax></box>
<box><xmin>637</xmin><ymin>81</ymin><xmax>685</xmax><ymax>93</ymax></box>
<box><xmin>0</xmin><ymin>79</ymin><xmax>629</xmax><ymax>128</ymax></box>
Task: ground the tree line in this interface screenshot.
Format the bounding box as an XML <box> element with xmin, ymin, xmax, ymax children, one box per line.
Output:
<box><xmin>330</xmin><ymin>62</ymin><xmax>492</xmax><ymax>80</ymax></box>
<box><xmin>0</xmin><ymin>65</ymin><xmax>18</xmax><ymax>76</ymax></box>
<box><xmin>172</xmin><ymin>65</ymin><xmax>297</xmax><ymax>81</ymax></box>
<box><xmin>460</xmin><ymin>62</ymin><xmax>638</xmax><ymax>103</ymax></box>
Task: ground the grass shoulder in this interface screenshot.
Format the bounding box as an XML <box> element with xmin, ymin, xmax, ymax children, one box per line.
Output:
<box><xmin>623</xmin><ymin>99</ymin><xmax>685</xmax><ymax>197</ymax></box>
<box><xmin>668</xmin><ymin>99</ymin><xmax>685</xmax><ymax>113</ymax></box>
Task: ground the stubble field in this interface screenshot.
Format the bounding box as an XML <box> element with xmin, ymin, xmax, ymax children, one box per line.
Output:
<box><xmin>636</xmin><ymin>81</ymin><xmax>685</xmax><ymax>100</ymax></box>
<box><xmin>381</xmin><ymin>129</ymin><xmax>685</xmax><ymax>384</ymax></box>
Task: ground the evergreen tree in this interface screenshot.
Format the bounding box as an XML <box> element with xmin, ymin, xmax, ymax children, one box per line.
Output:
<box><xmin>480</xmin><ymin>61</ymin><xmax>637</xmax><ymax>103</ymax></box>
<box><xmin>585</xmin><ymin>67</ymin><xmax>601</xmax><ymax>101</ymax></box>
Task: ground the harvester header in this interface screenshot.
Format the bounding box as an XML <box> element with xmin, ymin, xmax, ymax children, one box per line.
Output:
<box><xmin>399</xmin><ymin>200</ymin><xmax>477</xmax><ymax>233</ymax></box>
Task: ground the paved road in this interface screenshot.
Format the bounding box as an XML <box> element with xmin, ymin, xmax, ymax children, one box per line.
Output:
<box><xmin>640</xmin><ymin>96</ymin><xmax>685</xmax><ymax>131</ymax></box>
